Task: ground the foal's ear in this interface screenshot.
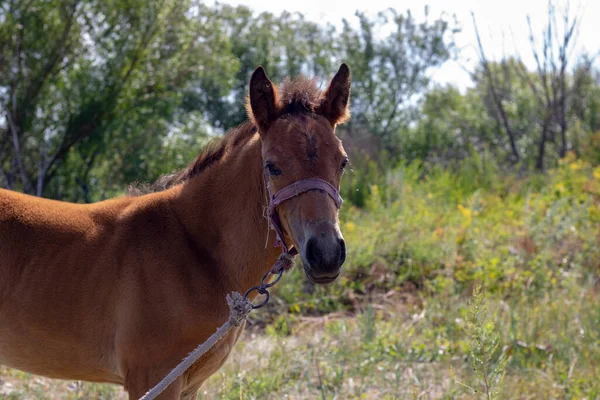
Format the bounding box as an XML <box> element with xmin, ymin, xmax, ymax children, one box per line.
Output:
<box><xmin>247</xmin><ymin>66</ymin><xmax>280</xmax><ymax>134</ymax></box>
<box><xmin>316</xmin><ymin>63</ymin><xmax>351</xmax><ymax>126</ymax></box>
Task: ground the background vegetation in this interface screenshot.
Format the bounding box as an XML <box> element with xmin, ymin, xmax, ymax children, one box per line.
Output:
<box><xmin>1</xmin><ymin>0</ymin><xmax>599</xmax><ymax>398</ymax></box>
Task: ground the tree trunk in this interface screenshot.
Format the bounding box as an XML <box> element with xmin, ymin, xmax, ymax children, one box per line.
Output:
<box><xmin>537</xmin><ymin>120</ymin><xmax>549</xmax><ymax>171</ymax></box>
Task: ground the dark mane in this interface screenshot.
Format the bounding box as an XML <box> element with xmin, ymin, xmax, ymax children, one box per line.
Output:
<box><xmin>127</xmin><ymin>122</ymin><xmax>256</xmax><ymax>196</ymax></box>
<box><xmin>128</xmin><ymin>75</ymin><xmax>324</xmax><ymax>196</ymax></box>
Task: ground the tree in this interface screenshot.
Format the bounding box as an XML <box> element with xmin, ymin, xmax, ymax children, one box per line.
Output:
<box><xmin>472</xmin><ymin>14</ymin><xmax>521</xmax><ymax>164</ymax></box>
<box><xmin>472</xmin><ymin>1</ymin><xmax>581</xmax><ymax>170</ymax></box>
<box><xmin>192</xmin><ymin>4</ymin><xmax>338</xmax><ymax>131</ymax></box>
<box><xmin>408</xmin><ymin>85</ymin><xmax>495</xmax><ymax>164</ymax></box>
<box><xmin>0</xmin><ymin>0</ymin><xmax>236</xmax><ymax>198</ymax></box>
<box><xmin>339</xmin><ymin>8</ymin><xmax>459</xmax><ymax>157</ymax></box>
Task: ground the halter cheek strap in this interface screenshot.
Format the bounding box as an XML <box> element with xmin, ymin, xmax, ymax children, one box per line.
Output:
<box><xmin>265</xmin><ymin>176</ymin><xmax>343</xmax><ymax>256</ymax></box>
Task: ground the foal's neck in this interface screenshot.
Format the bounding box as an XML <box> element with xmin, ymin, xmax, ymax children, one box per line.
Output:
<box><xmin>169</xmin><ymin>131</ymin><xmax>281</xmax><ymax>294</ymax></box>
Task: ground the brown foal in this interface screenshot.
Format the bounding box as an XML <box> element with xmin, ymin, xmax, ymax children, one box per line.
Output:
<box><xmin>0</xmin><ymin>64</ymin><xmax>351</xmax><ymax>399</ymax></box>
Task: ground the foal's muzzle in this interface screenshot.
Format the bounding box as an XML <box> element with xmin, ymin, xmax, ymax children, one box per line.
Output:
<box><xmin>301</xmin><ymin>223</ymin><xmax>346</xmax><ymax>284</ymax></box>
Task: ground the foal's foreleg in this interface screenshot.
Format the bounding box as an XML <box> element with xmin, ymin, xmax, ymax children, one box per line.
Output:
<box><xmin>125</xmin><ymin>372</ymin><xmax>183</xmax><ymax>400</ymax></box>
<box><xmin>179</xmin><ymin>385</ymin><xmax>201</xmax><ymax>400</ymax></box>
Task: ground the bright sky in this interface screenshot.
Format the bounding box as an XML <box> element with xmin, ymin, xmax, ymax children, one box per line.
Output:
<box><xmin>217</xmin><ymin>0</ymin><xmax>600</xmax><ymax>90</ymax></box>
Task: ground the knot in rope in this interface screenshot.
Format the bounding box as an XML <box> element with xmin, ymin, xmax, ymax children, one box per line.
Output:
<box><xmin>271</xmin><ymin>252</ymin><xmax>296</xmax><ymax>274</ymax></box>
<box><xmin>226</xmin><ymin>292</ymin><xmax>253</xmax><ymax>326</ymax></box>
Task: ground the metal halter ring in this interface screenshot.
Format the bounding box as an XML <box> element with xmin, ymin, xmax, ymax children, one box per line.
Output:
<box><xmin>243</xmin><ymin>286</ymin><xmax>270</xmax><ymax>309</ymax></box>
<box><xmin>261</xmin><ymin>268</ymin><xmax>283</xmax><ymax>288</ymax></box>
<box><xmin>243</xmin><ymin>266</ymin><xmax>284</xmax><ymax>309</ymax></box>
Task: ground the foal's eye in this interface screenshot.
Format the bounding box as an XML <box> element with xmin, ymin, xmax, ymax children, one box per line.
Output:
<box><xmin>265</xmin><ymin>163</ymin><xmax>282</xmax><ymax>177</ymax></box>
<box><xmin>340</xmin><ymin>158</ymin><xmax>350</xmax><ymax>174</ymax></box>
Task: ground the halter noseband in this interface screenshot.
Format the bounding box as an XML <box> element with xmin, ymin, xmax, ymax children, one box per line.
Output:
<box><xmin>266</xmin><ymin>175</ymin><xmax>343</xmax><ymax>256</ymax></box>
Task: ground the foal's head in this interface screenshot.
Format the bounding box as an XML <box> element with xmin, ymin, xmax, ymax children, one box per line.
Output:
<box><xmin>248</xmin><ymin>64</ymin><xmax>351</xmax><ymax>284</ymax></box>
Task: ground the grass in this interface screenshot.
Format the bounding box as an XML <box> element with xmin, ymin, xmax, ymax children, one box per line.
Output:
<box><xmin>2</xmin><ymin>152</ymin><xmax>600</xmax><ymax>399</ymax></box>
<box><xmin>0</xmin><ymin>368</ymin><xmax>124</xmax><ymax>399</ymax></box>
<box><xmin>204</xmin><ymin>283</ymin><xmax>599</xmax><ymax>399</ymax></box>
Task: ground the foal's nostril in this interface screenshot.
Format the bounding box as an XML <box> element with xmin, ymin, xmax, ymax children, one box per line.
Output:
<box><xmin>338</xmin><ymin>238</ymin><xmax>346</xmax><ymax>265</ymax></box>
<box><xmin>305</xmin><ymin>237</ymin><xmax>322</xmax><ymax>268</ymax></box>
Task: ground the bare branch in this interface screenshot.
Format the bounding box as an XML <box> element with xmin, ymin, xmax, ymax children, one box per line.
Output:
<box><xmin>36</xmin><ymin>138</ymin><xmax>48</xmax><ymax>196</ymax></box>
<box><xmin>6</xmin><ymin>111</ymin><xmax>32</xmax><ymax>193</ymax></box>
<box><xmin>527</xmin><ymin>15</ymin><xmax>551</xmax><ymax>105</ymax></box>
<box><xmin>472</xmin><ymin>12</ymin><xmax>520</xmax><ymax>163</ymax></box>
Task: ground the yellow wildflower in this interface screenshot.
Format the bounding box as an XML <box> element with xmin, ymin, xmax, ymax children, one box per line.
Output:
<box><xmin>569</xmin><ymin>159</ymin><xmax>586</xmax><ymax>171</ymax></box>
<box><xmin>559</xmin><ymin>151</ymin><xmax>577</xmax><ymax>165</ymax></box>
<box><xmin>457</xmin><ymin>204</ymin><xmax>473</xmax><ymax>227</ymax></box>
<box><xmin>345</xmin><ymin>222</ymin><xmax>356</xmax><ymax>233</ymax></box>
<box><xmin>370</xmin><ymin>185</ymin><xmax>379</xmax><ymax>197</ymax></box>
